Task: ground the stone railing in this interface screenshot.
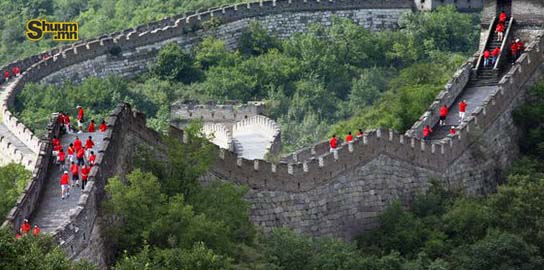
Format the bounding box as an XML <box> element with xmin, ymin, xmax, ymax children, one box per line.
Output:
<box><xmin>203</xmin><ymin>123</ymin><xmax>234</xmax><ymax>151</ymax></box>
<box><xmin>211</xmin><ymin>33</ymin><xmax>544</xmax><ymax>192</ymax></box>
<box><xmin>405</xmin><ymin>59</ymin><xmax>474</xmax><ymax>139</ymax></box>
<box><xmin>233</xmin><ymin>115</ymin><xmax>281</xmax><ymax>155</ymax></box>
<box><xmin>1</xmin><ymin>113</ymin><xmax>60</xmax><ymax>232</ymax></box>
<box><xmin>171</xmin><ymin>101</ymin><xmax>264</xmax><ymax>127</ymax></box>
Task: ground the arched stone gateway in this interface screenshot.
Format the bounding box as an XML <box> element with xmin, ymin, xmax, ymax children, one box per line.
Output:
<box><xmin>1</xmin><ymin>0</ymin><xmax>543</xmax><ymax>267</ymax></box>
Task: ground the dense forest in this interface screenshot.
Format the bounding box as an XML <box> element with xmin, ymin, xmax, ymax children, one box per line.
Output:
<box><xmin>15</xmin><ymin>6</ymin><xmax>479</xmax><ymax>152</ymax></box>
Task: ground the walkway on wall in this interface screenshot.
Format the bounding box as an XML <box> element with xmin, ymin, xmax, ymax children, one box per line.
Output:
<box><xmin>0</xmin><ymin>80</ymin><xmax>37</xmax><ymax>167</ymax></box>
<box><xmin>31</xmin><ymin>131</ymin><xmax>105</xmax><ymax>233</ymax></box>
<box><xmin>233</xmin><ymin>133</ymin><xmax>272</xmax><ymax>160</ymax></box>
<box><xmin>429</xmin><ymin>85</ymin><xmax>498</xmax><ymax>139</ymax></box>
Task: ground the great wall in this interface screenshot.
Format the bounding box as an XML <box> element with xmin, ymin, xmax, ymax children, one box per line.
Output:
<box><xmin>0</xmin><ymin>0</ymin><xmax>543</xmax><ymax>267</ymax></box>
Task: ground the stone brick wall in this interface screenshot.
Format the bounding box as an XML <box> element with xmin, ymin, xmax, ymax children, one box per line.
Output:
<box><xmin>34</xmin><ymin>0</ymin><xmax>413</xmax><ymax>85</ymax></box>
<box><xmin>171</xmin><ymin>101</ymin><xmax>264</xmax><ymax>130</ymax></box>
<box><xmin>1</xmin><ymin>114</ymin><xmax>60</xmax><ymax>232</ymax></box>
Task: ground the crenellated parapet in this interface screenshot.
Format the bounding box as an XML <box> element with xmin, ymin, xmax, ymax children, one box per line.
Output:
<box><xmin>203</xmin><ymin>123</ymin><xmax>234</xmax><ymax>151</ymax></box>
<box><xmin>171</xmin><ymin>101</ymin><xmax>265</xmax><ymax>129</ymax></box>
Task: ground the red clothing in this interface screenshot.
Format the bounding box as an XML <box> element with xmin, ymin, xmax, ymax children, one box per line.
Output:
<box><xmin>77</xmin><ymin>148</ymin><xmax>85</xmax><ymax>159</ymax></box>
<box><xmin>459</xmin><ymin>101</ymin><xmax>467</xmax><ymax>113</ymax></box>
<box><xmin>4</xmin><ymin>71</ymin><xmax>9</xmax><ymax>79</ymax></box>
<box><xmin>439</xmin><ymin>106</ymin><xmax>448</xmax><ymax>117</ymax></box>
<box><xmin>32</xmin><ymin>226</ymin><xmax>40</xmax><ymax>236</ymax></box>
<box><xmin>67</xmin><ymin>146</ymin><xmax>74</xmax><ymax>156</ymax></box>
<box><xmin>58</xmin><ymin>114</ymin><xmax>65</xmax><ymax>125</ymax></box>
<box><xmin>495</xmin><ymin>23</ymin><xmax>504</xmax><ymax>33</ymax></box>
<box><xmin>511</xmin><ymin>43</ymin><xmax>518</xmax><ymax>54</ymax></box>
<box><xmin>88</xmin><ymin>122</ymin><xmax>95</xmax><ymax>132</ymax></box>
<box><xmin>81</xmin><ymin>166</ymin><xmax>91</xmax><ymax>180</ymax></box>
<box><xmin>423</xmin><ymin>127</ymin><xmax>432</xmax><ymax>138</ymax></box>
<box><xmin>60</xmin><ymin>174</ymin><xmax>69</xmax><ymax>185</ymax></box>
<box><xmin>53</xmin><ymin>144</ymin><xmax>62</xmax><ymax>152</ymax></box>
<box><xmin>483</xmin><ymin>50</ymin><xmax>491</xmax><ymax>58</ymax></box>
<box><xmin>70</xmin><ymin>164</ymin><xmax>79</xmax><ymax>175</ymax></box>
<box><xmin>89</xmin><ymin>154</ymin><xmax>96</xmax><ymax>165</ymax></box>
<box><xmin>345</xmin><ymin>134</ymin><xmax>353</xmax><ymax>142</ymax></box>
<box><xmin>15</xmin><ymin>233</ymin><xmax>21</xmax><ymax>239</ymax></box>
<box><xmin>74</xmin><ymin>138</ymin><xmax>82</xmax><ymax>151</ymax></box>
<box><xmin>356</xmin><ymin>131</ymin><xmax>363</xmax><ymax>137</ymax></box>
<box><xmin>52</xmin><ymin>137</ymin><xmax>60</xmax><ymax>146</ymax></box>
<box><xmin>499</xmin><ymin>12</ymin><xmax>507</xmax><ymax>23</ymax></box>
<box><xmin>449</xmin><ymin>128</ymin><xmax>456</xmax><ymax>135</ymax></box>
<box><xmin>85</xmin><ymin>139</ymin><xmax>94</xmax><ymax>149</ymax></box>
<box><xmin>516</xmin><ymin>41</ymin><xmax>524</xmax><ymax>52</ymax></box>
<box><xmin>20</xmin><ymin>222</ymin><xmax>31</xmax><ymax>234</ymax></box>
<box><xmin>99</xmin><ymin>123</ymin><xmax>107</xmax><ymax>132</ymax></box>
<box><xmin>329</xmin><ymin>137</ymin><xmax>338</xmax><ymax>149</ymax></box>
<box><xmin>65</xmin><ymin>115</ymin><xmax>70</xmax><ymax>124</ymax></box>
<box><xmin>492</xmin><ymin>47</ymin><xmax>500</xmax><ymax>57</ymax></box>
<box><xmin>77</xmin><ymin>108</ymin><xmax>84</xmax><ymax>121</ymax></box>
<box><xmin>58</xmin><ymin>151</ymin><xmax>65</xmax><ymax>162</ymax></box>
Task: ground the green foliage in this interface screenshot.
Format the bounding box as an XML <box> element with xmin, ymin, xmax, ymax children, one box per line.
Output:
<box><xmin>151</xmin><ymin>42</ymin><xmax>202</xmax><ymax>83</ymax></box>
<box><xmin>0</xmin><ymin>164</ymin><xmax>31</xmax><ymax>218</ymax></box>
<box><xmin>513</xmin><ymin>80</ymin><xmax>544</xmax><ymax>158</ymax></box>
<box><xmin>0</xmin><ymin>228</ymin><xmax>95</xmax><ymax>269</ymax></box>
<box><xmin>239</xmin><ymin>22</ymin><xmax>281</xmax><ymax>57</ymax></box>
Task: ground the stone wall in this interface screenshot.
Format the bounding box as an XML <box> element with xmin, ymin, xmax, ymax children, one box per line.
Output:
<box><xmin>2</xmin><ymin>114</ymin><xmax>60</xmax><ymax>232</ymax></box>
<box><xmin>233</xmin><ymin>115</ymin><xmax>281</xmax><ymax>156</ymax></box>
<box><xmin>203</xmin><ymin>123</ymin><xmax>234</xmax><ymax>151</ymax></box>
<box><xmin>171</xmin><ymin>101</ymin><xmax>264</xmax><ymax>129</ymax></box>
<box><xmin>35</xmin><ymin>0</ymin><xmax>413</xmax><ymax>85</ymax></box>
<box><xmin>415</xmin><ymin>0</ymin><xmax>483</xmax><ymax>12</ymax></box>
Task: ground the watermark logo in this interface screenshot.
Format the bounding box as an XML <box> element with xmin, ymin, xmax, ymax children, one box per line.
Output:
<box><xmin>26</xmin><ymin>19</ymin><xmax>78</xmax><ymax>41</ymax></box>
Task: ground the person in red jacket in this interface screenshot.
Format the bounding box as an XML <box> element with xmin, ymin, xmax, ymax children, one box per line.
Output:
<box><xmin>496</xmin><ymin>22</ymin><xmax>505</xmax><ymax>42</ymax></box>
<box><xmin>73</xmin><ymin>136</ymin><xmax>82</xmax><ymax>152</ymax></box>
<box><xmin>60</xmin><ymin>171</ymin><xmax>70</xmax><ymax>199</ymax></box>
<box><xmin>99</xmin><ymin>120</ymin><xmax>107</xmax><ymax>132</ymax></box>
<box><xmin>499</xmin><ymin>11</ymin><xmax>507</xmax><ymax>24</ymax></box>
<box><xmin>11</xmin><ymin>66</ymin><xmax>20</xmax><ymax>77</ymax></box>
<box><xmin>449</xmin><ymin>127</ymin><xmax>456</xmax><ymax>135</ymax></box>
<box><xmin>88</xmin><ymin>119</ymin><xmax>96</xmax><ymax>132</ymax></box>
<box><xmin>64</xmin><ymin>113</ymin><xmax>71</xmax><ymax>133</ymax></box>
<box><xmin>515</xmin><ymin>38</ymin><xmax>524</xmax><ymax>59</ymax></box>
<box><xmin>20</xmin><ymin>219</ymin><xmax>31</xmax><ymax>235</ymax></box>
<box><xmin>76</xmin><ymin>105</ymin><xmax>84</xmax><ymax>132</ymax></box>
<box><xmin>458</xmin><ymin>100</ymin><xmax>467</xmax><ymax>122</ymax></box>
<box><xmin>81</xmin><ymin>164</ymin><xmax>90</xmax><ymax>190</ymax></box>
<box><xmin>57</xmin><ymin>148</ymin><xmax>66</xmax><ymax>171</ymax></box>
<box><xmin>483</xmin><ymin>49</ymin><xmax>491</xmax><ymax>67</ymax></box>
<box><xmin>439</xmin><ymin>105</ymin><xmax>448</xmax><ymax>126</ymax></box>
<box><xmin>423</xmin><ymin>125</ymin><xmax>433</xmax><ymax>141</ymax></box>
<box><xmin>491</xmin><ymin>47</ymin><xmax>501</xmax><ymax>65</ymax></box>
<box><xmin>32</xmin><ymin>225</ymin><xmax>40</xmax><ymax>236</ymax></box>
<box><xmin>70</xmin><ymin>161</ymin><xmax>80</xmax><ymax>187</ymax></box>
<box><xmin>510</xmin><ymin>39</ymin><xmax>519</xmax><ymax>63</ymax></box>
<box><xmin>356</xmin><ymin>129</ymin><xmax>363</xmax><ymax>138</ymax></box>
<box><xmin>67</xmin><ymin>143</ymin><xmax>75</xmax><ymax>163</ymax></box>
<box><xmin>4</xmin><ymin>70</ymin><xmax>9</xmax><ymax>81</ymax></box>
<box><xmin>329</xmin><ymin>135</ymin><xmax>338</xmax><ymax>152</ymax></box>
<box><xmin>88</xmin><ymin>151</ymin><xmax>96</xmax><ymax>166</ymax></box>
<box><xmin>52</xmin><ymin>135</ymin><xmax>60</xmax><ymax>147</ymax></box>
<box><xmin>345</xmin><ymin>132</ymin><xmax>353</xmax><ymax>143</ymax></box>
<box><xmin>85</xmin><ymin>136</ymin><xmax>95</xmax><ymax>157</ymax></box>
<box><xmin>76</xmin><ymin>147</ymin><xmax>85</xmax><ymax>166</ymax></box>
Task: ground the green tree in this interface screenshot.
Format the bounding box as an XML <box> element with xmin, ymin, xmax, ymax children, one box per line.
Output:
<box><xmin>151</xmin><ymin>42</ymin><xmax>201</xmax><ymax>83</ymax></box>
<box><xmin>0</xmin><ymin>164</ymin><xmax>31</xmax><ymax>217</ymax></box>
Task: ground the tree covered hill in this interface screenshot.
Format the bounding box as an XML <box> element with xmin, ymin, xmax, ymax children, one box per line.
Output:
<box><xmin>0</xmin><ymin>0</ymin><xmax>245</xmax><ymax>66</ymax></box>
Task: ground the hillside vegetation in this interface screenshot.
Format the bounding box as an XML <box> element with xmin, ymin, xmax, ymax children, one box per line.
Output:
<box><xmin>15</xmin><ymin>6</ymin><xmax>479</xmax><ymax>152</ymax></box>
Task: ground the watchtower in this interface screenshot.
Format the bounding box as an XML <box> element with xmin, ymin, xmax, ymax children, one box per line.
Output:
<box><xmin>482</xmin><ymin>0</ymin><xmax>544</xmax><ymax>26</ymax></box>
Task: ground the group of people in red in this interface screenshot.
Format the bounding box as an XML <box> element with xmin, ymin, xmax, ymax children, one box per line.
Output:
<box><xmin>15</xmin><ymin>219</ymin><xmax>40</xmax><ymax>239</ymax></box>
<box><xmin>329</xmin><ymin>129</ymin><xmax>364</xmax><ymax>152</ymax></box>
<box><xmin>423</xmin><ymin>100</ymin><xmax>468</xmax><ymax>141</ymax></box>
<box><xmin>484</xmin><ymin>11</ymin><xmax>525</xmax><ymax>67</ymax></box>
<box><xmin>0</xmin><ymin>66</ymin><xmax>21</xmax><ymax>87</ymax></box>
<box><xmin>53</xmin><ymin>106</ymin><xmax>108</xmax><ymax>199</ymax></box>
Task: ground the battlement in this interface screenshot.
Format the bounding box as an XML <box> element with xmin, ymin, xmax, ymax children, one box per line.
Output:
<box><xmin>171</xmin><ymin>101</ymin><xmax>265</xmax><ymax>128</ymax></box>
<box><xmin>203</xmin><ymin>123</ymin><xmax>234</xmax><ymax>151</ymax></box>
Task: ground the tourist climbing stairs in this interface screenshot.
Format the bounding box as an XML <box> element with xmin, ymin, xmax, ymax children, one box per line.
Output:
<box><xmin>468</xmin><ymin>14</ymin><xmax>513</xmax><ymax>87</ymax></box>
